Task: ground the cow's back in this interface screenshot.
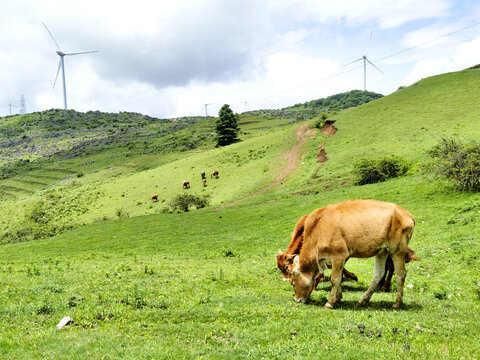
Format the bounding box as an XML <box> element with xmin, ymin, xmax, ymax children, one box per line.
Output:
<box><xmin>302</xmin><ymin>200</ymin><xmax>413</xmax><ymax>259</ymax></box>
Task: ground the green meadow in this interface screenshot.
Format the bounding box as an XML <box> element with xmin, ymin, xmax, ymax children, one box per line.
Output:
<box><xmin>1</xmin><ymin>70</ymin><xmax>480</xmax><ymax>359</ymax></box>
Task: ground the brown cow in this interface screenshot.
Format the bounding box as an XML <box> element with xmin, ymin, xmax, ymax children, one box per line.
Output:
<box><xmin>183</xmin><ymin>180</ymin><xmax>190</xmax><ymax>189</ymax></box>
<box><xmin>278</xmin><ymin>214</ymin><xmax>417</xmax><ymax>291</ymax></box>
<box><xmin>151</xmin><ymin>194</ymin><xmax>159</xmax><ymax>201</ymax></box>
<box><xmin>202</xmin><ymin>178</ymin><xmax>207</xmax><ymax>187</ymax></box>
<box><xmin>277</xmin><ymin>215</ymin><xmax>358</xmax><ymax>290</ymax></box>
<box><xmin>211</xmin><ymin>170</ymin><xmax>219</xmax><ymax>179</ymax></box>
<box><xmin>287</xmin><ymin>200</ymin><xmax>415</xmax><ymax>309</ymax></box>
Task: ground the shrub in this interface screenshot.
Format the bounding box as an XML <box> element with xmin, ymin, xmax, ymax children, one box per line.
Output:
<box><xmin>430</xmin><ymin>138</ymin><xmax>480</xmax><ymax>191</ymax></box>
<box><xmin>312</xmin><ymin>112</ymin><xmax>329</xmax><ymax>129</ymax></box>
<box><xmin>353</xmin><ymin>156</ymin><xmax>409</xmax><ymax>185</ymax></box>
<box><xmin>169</xmin><ymin>194</ymin><xmax>210</xmax><ymax>212</ymax></box>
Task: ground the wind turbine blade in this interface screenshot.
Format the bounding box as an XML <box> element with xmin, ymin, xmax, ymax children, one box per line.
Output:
<box><xmin>364</xmin><ymin>30</ymin><xmax>373</xmax><ymax>56</ymax></box>
<box><xmin>366</xmin><ymin>58</ymin><xmax>384</xmax><ymax>74</ymax></box>
<box><xmin>64</xmin><ymin>50</ymin><xmax>99</xmax><ymax>56</ymax></box>
<box><xmin>43</xmin><ymin>23</ymin><xmax>62</xmax><ymax>51</ymax></box>
<box><xmin>53</xmin><ymin>59</ymin><xmax>61</xmax><ymax>88</ymax></box>
<box><xmin>343</xmin><ymin>57</ymin><xmax>363</xmax><ymax>67</ymax></box>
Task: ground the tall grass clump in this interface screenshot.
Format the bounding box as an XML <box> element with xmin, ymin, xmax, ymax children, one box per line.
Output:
<box><xmin>353</xmin><ymin>156</ymin><xmax>409</xmax><ymax>185</ymax></box>
<box><xmin>430</xmin><ymin>137</ymin><xmax>480</xmax><ymax>191</ymax></box>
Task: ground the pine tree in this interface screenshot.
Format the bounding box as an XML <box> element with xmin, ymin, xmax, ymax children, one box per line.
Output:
<box><xmin>215</xmin><ymin>104</ymin><xmax>240</xmax><ymax>146</ymax></box>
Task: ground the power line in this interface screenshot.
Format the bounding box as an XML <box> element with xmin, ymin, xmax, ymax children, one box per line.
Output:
<box><xmin>249</xmin><ymin>20</ymin><xmax>480</xmax><ymax>106</ymax></box>
<box><xmin>374</xmin><ymin>21</ymin><xmax>480</xmax><ymax>64</ymax></box>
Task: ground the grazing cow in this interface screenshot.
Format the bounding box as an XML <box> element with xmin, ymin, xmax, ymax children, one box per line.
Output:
<box><xmin>151</xmin><ymin>194</ymin><xmax>159</xmax><ymax>201</ymax></box>
<box><xmin>202</xmin><ymin>178</ymin><xmax>207</xmax><ymax>187</ymax></box>
<box><xmin>183</xmin><ymin>180</ymin><xmax>190</xmax><ymax>189</ymax></box>
<box><xmin>211</xmin><ymin>170</ymin><xmax>219</xmax><ymax>179</ymax></box>
<box><xmin>286</xmin><ymin>200</ymin><xmax>415</xmax><ymax>309</ymax></box>
<box><xmin>278</xmin><ymin>215</ymin><xmax>417</xmax><ymax>291</ymax></box>
<box><xmin>201</xmin><ymin>171</ymin><xmax>206</xmax><ymax>180</ymax></box>
<box><xmin>277</xmin><ymin>215</ymin><xmax>358</xmax><ymax>290</ymax></box>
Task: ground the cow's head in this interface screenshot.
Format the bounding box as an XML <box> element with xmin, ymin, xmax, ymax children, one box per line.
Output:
<box><xmin>276</xmin><ymin>249</ymin><xmax>296</xmax><ymax>280</ymax></box>
<box><xmin>290</xmin><ymin>255</ymin><xmax>316</xmax><ymax>303</ymax></box>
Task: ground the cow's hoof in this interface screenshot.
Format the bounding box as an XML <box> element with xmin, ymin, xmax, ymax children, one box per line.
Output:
<box><xmin>324</xmin><ymin>302</ymin><xmax>334</xmax><ymax>309</ymax></box>
<box><xmin>392</xmin><ymin>302</ymin><xmax>403</xmax><ymax>310</ymax></box>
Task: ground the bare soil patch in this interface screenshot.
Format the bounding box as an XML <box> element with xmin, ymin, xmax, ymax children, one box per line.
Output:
<box><xmin>317</xmin><ymin>143</ymin><xmax>327</xmax><ymax>163</ymax></box>
<box><xmin>320</xmin><ymin>120</ymin><xmax>337</xmax><ymax>136</ymax></box>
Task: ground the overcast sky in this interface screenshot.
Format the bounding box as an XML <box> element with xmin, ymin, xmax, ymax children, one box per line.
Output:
<box><xmin>1</xmin><ymin>0</ymin><xmax>480</xmax><ymax>118</ymax></box>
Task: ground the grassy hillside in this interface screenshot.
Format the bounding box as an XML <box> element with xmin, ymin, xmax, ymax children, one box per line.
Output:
<box><xmin>1</xmin><ymin>69</ymin><xmax>480</xmax><ymax>358</ymax></box>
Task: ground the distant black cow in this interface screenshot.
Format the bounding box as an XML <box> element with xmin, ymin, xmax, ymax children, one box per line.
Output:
<box><xmin>183</xmin><ymin>180</ymin><xmax>190</xmax><ymax>189</ymax></box>
<box><xmin>211</xmin><ymin>170</ymin><xmax>219</xmax><ymax>179</ymax></box>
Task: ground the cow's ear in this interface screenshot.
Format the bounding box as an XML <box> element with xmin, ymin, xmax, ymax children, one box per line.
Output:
<box><xmin>277</xmin><ymin>249</ymin><xmax>283</xmax><ymax>256</ymax></box>
<box><xmin>292</xmin><ymin>255</ymin><xmax>301</xmax><ymax>276</ymax></box>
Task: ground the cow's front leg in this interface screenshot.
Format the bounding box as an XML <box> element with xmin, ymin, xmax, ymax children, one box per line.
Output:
<box><xmin>325</xmin><ymin>258</ymin><xmax>345</xmax><ymax>309</ymax></box>
<box><xmin>358</xmin><ymin>252</ymin><xmax>388</xmax><ymax>306</ymax></box>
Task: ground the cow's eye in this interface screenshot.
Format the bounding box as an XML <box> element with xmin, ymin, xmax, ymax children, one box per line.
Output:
<box><xmin>284</xmin><ymin>265</ymin><xmax>289</xmax><ymax>271</ymax></box>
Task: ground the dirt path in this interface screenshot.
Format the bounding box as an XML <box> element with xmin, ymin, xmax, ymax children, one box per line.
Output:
<box><xmin>218</xmin><ymin>123</ymin><xmax>315</xmax><ymax>209</ymax></box>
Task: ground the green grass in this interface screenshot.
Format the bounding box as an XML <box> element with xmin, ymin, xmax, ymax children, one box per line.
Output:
<box><xmin>0</xmin><ymin>175</ymin><xmax>479</xmax><ymax>358</ymax></box>
<box><xmin>1</xmin><ymin>68</ymin><xmax>480</xmax><ymax>358</ymax></box>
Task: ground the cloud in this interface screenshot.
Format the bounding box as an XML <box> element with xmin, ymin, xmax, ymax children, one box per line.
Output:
<box><xmin>1</xmin><ymin>0</ymin><xmax>479</xmax><ymax>118</ymax></box>
<box><xmin>400</xmin><ymin>34</ymin><xmax>480</xmax><ymax>87</ymax></box>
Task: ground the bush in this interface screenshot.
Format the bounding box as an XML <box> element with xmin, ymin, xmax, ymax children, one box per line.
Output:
<box><xmin>353</xmin><ymin>156</ymin><xmax>409</xmax><ymax>185</ymax></box>
<box><xmin>430</xmin><ymin>138</ymin><xmax>480</xmax><ymax>191</ymax></box>
<box><xmin>312</xmin><ymin>112</ymin><xmax>329</xmax><ymax>129</ymax></box>
<box><xmin>169</xmin><ymin>194</ymin><xmax>210</xmax><ymax>212</ymax></box>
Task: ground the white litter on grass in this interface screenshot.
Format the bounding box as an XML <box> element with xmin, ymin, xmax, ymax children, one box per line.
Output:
<box><xmin>56</xmin><ymin>316</ymin><xmax>74</xmax><ymax>329</ymax></box>
<box><xmin>407</xmin><ymin>284</ymin><xmax>414</xmax><ymax>289</ymax></box>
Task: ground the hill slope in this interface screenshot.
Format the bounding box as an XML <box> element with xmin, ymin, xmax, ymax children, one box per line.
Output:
<box><xmin>1</xmin><ymin>68</ymin><xmax>480</xmax><ymax>358</ymax></box>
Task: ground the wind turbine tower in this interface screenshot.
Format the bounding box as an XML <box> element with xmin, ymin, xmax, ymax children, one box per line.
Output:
<box><xmin>345</xmin><ymin>31</ymin><xmax>383</xmax><ymax>91</ymax></box>
<box><xmin>43</xmin><ymin>23</ymin><xmax>98</xmax><ymax>110</ymax></box>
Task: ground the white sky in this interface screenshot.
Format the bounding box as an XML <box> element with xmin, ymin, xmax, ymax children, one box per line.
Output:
<box><xmin>1</xmin><ymin>0</ymin><xmax>480</xmax><ymax>118</ymax></box>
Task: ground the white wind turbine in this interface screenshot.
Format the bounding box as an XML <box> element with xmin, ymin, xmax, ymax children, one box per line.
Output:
<box><xmin>344</xmin><ymin>31</ymin><xmax>383</xmax><ymax>91</ymax></box>
<box><xmin>43</xmin><ymin>23</ymin><xmax>98</xmax><ymax>110</ymax></box>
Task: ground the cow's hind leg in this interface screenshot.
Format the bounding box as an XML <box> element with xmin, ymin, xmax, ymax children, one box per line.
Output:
<box><xmin>391</xmin><ymin>253</ymin><xmax>406</xmax><ymax>309</ymax></box>
<box><xmin>380</xmin><ymin>256</ymin><xmax>394</xmax><ymax>292</ymax></box>
<box><xmin>325</xmin><ymin>257</ymin><xmax>345</xmax><ymax>309</ymax></box>
<box><xmin>357</xmin><ymin>252</ymin><xmax>388</xmax><ymax>307</ymax></box>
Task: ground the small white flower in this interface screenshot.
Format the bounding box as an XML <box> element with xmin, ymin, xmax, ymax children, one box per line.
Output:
<box><xmin>427</xmin><ymin>274</ymin><xmax>430</xmax><ymax>278</ymax></box>
<box><xmin>407</xmin><ymin>284</ymin><xmax>413</xmax><ymax>289</ymax></box>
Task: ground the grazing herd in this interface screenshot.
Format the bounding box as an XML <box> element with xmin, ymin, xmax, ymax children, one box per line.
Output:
<box><xmin>277</xmin><ymin>200</ymin><xmax>416</xmax><ymax>309</ymax></box>
<box><xmin>183</xmin><ymin>170</ymin><xmax>219</xmax><ymax>190</ymax></box>
<box><xmin>151</xmin><ymin>170</ymin><xmax>219</xmax><ymax>202</ymax></box>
